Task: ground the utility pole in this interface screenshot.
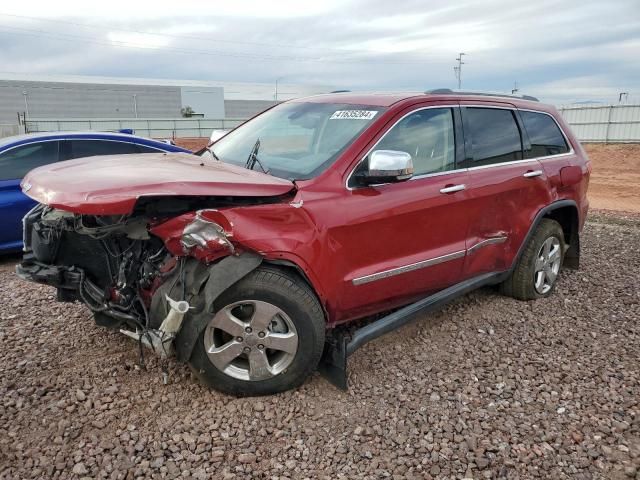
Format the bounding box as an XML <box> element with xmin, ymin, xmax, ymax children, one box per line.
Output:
<box><xmin>22</xmin><ymin>91</ymin><xmax>29</xmax><ymax>117</ymax></box>
<box><xmin>618</xmin><ymin>92</ymin><xmax>629</xmax><ymax>104</ymax></box>
<box><xmin>453</xmin><ymin>53</ymin><xmax>465</xmax><ymax>90</ymax></box>
<box><xmin>511</xmin><ymin>81</ymin><xmax>519</xmax><ymax>95</ymax></box>
<box><xmin>274</xmin><ymin>77</ymin><xmax>284</xmax><ymax>101</ymax></box>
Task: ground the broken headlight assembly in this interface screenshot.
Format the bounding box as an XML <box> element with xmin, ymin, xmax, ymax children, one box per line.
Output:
<box><xmin>181</xmin><ymin>211</ymin><xmax>235</xmax><ymax>260</ymax></box>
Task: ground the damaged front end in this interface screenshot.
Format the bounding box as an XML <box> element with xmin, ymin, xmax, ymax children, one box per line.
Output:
<box><xmin>17</xmin><ymin>204</ymin><xmax>262</xmax><ymax>361</ymax></box>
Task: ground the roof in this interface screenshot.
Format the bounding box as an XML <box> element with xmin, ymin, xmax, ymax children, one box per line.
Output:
<box><xmin>295</xmin><ymin>92</ymin><xmax>424</xmax><ymax>107</ymax></box>
<box><xmin>294</xmin><ymin>91</ymin><xmax>548</xmax><ymax>109</ymax></box>
<box><xmin>0</xmin><ymin>131</ymin><xmax>190</xmax><ymax>152</ymax></box>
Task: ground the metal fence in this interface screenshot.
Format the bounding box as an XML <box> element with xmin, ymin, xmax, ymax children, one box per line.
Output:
<box><xmin>557</xmin><ymin>104</ymin><xmax>640</xmax><ymax>143</ymax></box>
<box><xmin>0</xmin><ymin>123</ymin><xmax>21</xmax><ymax>138</ymax></box>
<box><xmin>11</xmin><ymin>105</ymin><xmax>640</xmax><ymax>143</ymax></box>
<box><xmin>23</xmin><ymin>117</ymin><xmax>246</xmax><ymax>139</ymax></box>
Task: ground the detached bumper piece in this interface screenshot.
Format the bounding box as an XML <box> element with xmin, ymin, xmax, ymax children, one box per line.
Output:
<box><xmin>16</xmin><ymin>256</ymin><xmax>82</xmax><ymax>290</ymax></box>
<box><xmin>318</xmin><ymin>271</ymin><xmax>507</xmax><ymax>390</ymax></box>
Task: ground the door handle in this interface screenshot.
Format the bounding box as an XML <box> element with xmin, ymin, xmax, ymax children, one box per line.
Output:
<box><xmin>439</xmin><ymin>184</ymin><xmax>466</xmax><ymax>194</ymax></box>
<box><xmin>523</xmin><ymin>170</ymin><xmax>543</xmax><ymax>178</ymax></box>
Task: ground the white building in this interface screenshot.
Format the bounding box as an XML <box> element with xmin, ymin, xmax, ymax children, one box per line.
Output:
<box><xmin>0</xmin><ymin>72</ymin><xmax>331</xmax><ymax>123</ymax></box>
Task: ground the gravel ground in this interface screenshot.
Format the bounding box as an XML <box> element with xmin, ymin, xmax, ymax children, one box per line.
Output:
<box><xmin>1</xmin><ymin>214</ymin><xmax>639</xmax><ymax>480</ymax></box>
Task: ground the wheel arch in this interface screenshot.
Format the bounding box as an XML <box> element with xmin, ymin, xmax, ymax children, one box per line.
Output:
<box><xmin>262</xmin><ymin>258</ymin><xmax>331</xmax><ymax>323</ymax></box>
<box><xmin>512</xmin><ymin>200</ymin><xmax>581</xmax><ymax>273</ymax></box>
<box><xmin>173</xmin><ymin>253</ymin><xmax>330</xmax><ymax>364</ymax></box>
<box><xmin>541</xmin><ymin>202</ymin><xmax>580</xmax><ymax>269</ymax></box>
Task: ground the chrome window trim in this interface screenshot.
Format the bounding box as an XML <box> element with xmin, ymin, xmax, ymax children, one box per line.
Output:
<box><xmin>409</xmin><ymin>168</ymin><xmax>466</xmax><ymax>180</ymax></box>
<box><xmin>0</xmin><ymin>138</ymin><xmax>168</xmax><ymax>156</ymax></box>
<box><xmin>516</xmin><ymin>108</ymin><xmax>574</xmax><ymax>157</ymax></box>
<box><xmin>460</xmin><ymin>105</ymin><xmax>574</xmax><ymax>157</ymax></box>
<box><xmin>351</xmin><ymin>250</ymin><xmax>466</xmax><ymax>286</ymax></box>
<box><xmin>0</xmin><ymin>139</ymin><xmax>60</xmax><ymax>156</ymax></box>
<box><xmin>0</xmin><ymin>140</ymin><xmax>62</xmax><ymax>181</ymax></box>
<box><xmin>466</xmin><ymin>157</ymin><xmax>548</xmax><ymax>171</ymax></box>
<box><xmin>345</xmin><ymin>105</ymin><xmax>575</xmax><ymax>191</ymax></box>
<box><xmin>62</xmin><ymin>138</ymin><xmax>168</xmax><ymax>153</ymax></box>
<box><xmin>345</xmin><ymin>105</ymin><xmax>459</xmax><ymax>191</ymax></box>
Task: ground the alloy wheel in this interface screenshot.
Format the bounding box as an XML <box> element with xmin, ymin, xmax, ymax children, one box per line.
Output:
<box><xmin>534</xmin><ymin>236</ymin><xmax>562</xmax><ymax>294</ymax></box>
<box><xmin>203</xmin><ymin>300</ymin><xmax>298</xmax><ymax>381</ymax></box>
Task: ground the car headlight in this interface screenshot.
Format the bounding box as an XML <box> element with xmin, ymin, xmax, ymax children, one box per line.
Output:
<box><xmin>181</xmin><ymin>212</ymin><xmax>235</xmax><ymax>256</ymax></box>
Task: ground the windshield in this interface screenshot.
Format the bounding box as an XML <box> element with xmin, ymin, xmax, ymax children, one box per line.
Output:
<box><xmin>202</xmin><ymin>102</ymin><xmax>386</xmax><ymax>180</ymax></box>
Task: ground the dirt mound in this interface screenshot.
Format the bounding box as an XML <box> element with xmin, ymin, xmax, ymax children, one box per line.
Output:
<box><xmin>585</xmin><ymin>143</ymin><xmax>640</xmax><ymax>213</ymax></box>
<box><xmin>173</xmin><ymin>137</ymin><xmax>209</xmax><ymax>152</ymax></box>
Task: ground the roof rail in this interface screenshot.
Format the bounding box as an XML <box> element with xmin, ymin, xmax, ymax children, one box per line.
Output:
<box><xmin>425</xmin><ymin>88</ymin><xmax>539</xmax><ymax>102</ymax></box>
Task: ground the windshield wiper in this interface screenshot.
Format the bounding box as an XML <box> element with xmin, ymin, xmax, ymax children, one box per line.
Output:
<box><xmin>245</xmin><ymin>138</ymin><xmax>269</xmax><ymax>174</ymax></box>
<box><xmin>206</xmin><ymin>145</ymin><xmax>221</xmax><ymax>162</ymax></box>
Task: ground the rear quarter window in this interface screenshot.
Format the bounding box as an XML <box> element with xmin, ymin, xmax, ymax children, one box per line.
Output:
<box><xmin>520</xmin><ymin>111</ymin><xmax>569</xmax><ymax>157</ymax></box>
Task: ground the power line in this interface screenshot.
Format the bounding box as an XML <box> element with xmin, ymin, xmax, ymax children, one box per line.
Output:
<box><xmin>0</xmin><ymin>12</ymin><xmax>401</xmax><ymax>57</ymax></box>
<box><xmin>0</xmin><ymin>24</ymin><xmax>318</xmax><ymax>61</ymax></box>
<box><xmin>0</xmin><ymin>23</ymin><xmax>433</xmax><ymax>65</ymax></box>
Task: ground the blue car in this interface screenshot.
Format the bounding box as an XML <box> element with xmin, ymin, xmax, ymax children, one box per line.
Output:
<box><xmin>0</xmin><ymin>132</ymin><xmax>191</xmax><ymax>253</ymax></box>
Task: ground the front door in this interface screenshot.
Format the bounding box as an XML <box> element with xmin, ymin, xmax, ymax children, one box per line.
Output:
<box><xmin>327</xmin><ymin>105</ymin><xmax>471</xmax><ymax>323</ymax></box>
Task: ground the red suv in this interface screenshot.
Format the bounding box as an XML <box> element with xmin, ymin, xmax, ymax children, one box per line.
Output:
<box><xmin>17</xmin><ymin>90</ymin><xmax>590</xmax><ymax>395</ymax></box>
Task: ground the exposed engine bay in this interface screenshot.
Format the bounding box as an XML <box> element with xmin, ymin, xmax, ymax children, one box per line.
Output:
<box><xmin>18</xmin><ymin>203</ymin><xmax>264</xmax><ymax>362</ymax></box>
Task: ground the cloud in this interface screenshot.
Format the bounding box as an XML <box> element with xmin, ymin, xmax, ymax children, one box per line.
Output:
<box><xmin>107</xmin><ymin>32</ymin><xmax>170</xmax><ymax>49</ymax></box>
<box><xmin>0</xmin><ymin>0</ymin><xmax>638</xmax><ymax>104</ymax></box>
<box><xmin>0</xmin><ymin>0</ymin><xmax>342</xmax><ymax>18</ymax></box>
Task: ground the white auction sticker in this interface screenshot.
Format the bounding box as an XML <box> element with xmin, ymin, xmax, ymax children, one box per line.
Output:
<box><xmin>330</xmin><ymin>110</ymin><xmax>378</xmax><ymax>120</ymax></box>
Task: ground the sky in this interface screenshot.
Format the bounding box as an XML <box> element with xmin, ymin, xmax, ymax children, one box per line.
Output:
<box><xmin>0</xmin><ymin>0</ymin><xmax>638</xmax><ymax>105</ymax></box>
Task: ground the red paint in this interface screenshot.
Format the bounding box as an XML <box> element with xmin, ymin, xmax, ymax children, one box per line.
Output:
<box><xmin>148</xmin><ymin>213</ymin><xmax>195</xmax><ymax>256</ymax></box>
<box><xmin>560</xmin><ymin>165</ymin><xmax>582</xmax><ymax>187</ymax></box>
<box><xmin>149</xmin><ymin>212</ymin><xmax>237</xmax><ymax>263</ymax></box>
<box><xmin>22</xmin><ymin>93</ymin><xmax>590</xmax><ymax>326</ymax></box>
<box><xmin>22</xmin><ymin>152</ymin><xmax>294</xmax><ymax>215</ymax></box>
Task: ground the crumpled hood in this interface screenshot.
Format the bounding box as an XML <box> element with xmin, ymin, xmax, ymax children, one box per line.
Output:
<box><xmin>21</xmin><ymin>152</ymin><xmax>295</xmax><ymax>215</ymax></box>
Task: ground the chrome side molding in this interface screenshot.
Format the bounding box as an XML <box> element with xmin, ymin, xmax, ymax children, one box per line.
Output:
<box><xmin>467</xmin><ymin>236</ymin><xmax>508</xmax><ymax>254</ymax></box>
<box><xmin>352</xmin><ymin>250</ymin><xmax>466</xmax><ymax>286</ymax></box>
<box><xmin>352</xmin><ymin>235</ymin><xmax>509</xmax><ymax>286</ymax></box>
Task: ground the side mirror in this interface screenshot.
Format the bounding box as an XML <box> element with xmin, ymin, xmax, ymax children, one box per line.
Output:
<box><xmin>364</xmin><ymin>150</ymin><xmax>413</xmax><ymax>184</ymax></box>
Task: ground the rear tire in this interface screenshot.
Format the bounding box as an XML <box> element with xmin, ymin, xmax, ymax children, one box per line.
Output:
<box><xmin>189</xmin><ymin>266</ymin><xmax>325</xmax><ymax>396</ymax></box>
<box><xmin>501</xmin><ymin>218</ymin><xmax>565</xmax><ymax>300</ymax></box>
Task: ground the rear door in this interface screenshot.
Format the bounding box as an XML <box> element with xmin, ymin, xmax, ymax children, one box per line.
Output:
<box><xmin>460</xmin><ymin>104</ymin><xmax>553</xmax><ymax>277</ymax></box>
<box><xmin>519</xmin><ymin>109</ymin><xmax>574</xmax><ymax>198</ymax></box>
<box><xmin>0</xmin><ymin>141</ymin><xmax>60</xmax><ymax>250</ymax></box>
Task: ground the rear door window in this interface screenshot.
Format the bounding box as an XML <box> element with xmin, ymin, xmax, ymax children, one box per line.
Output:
<box><xmin>461</xmin><ymin>107</ymin><xmax>523</xmax><ymax>167</ymax></box>
<box><xmin>520</xmin><ymin>111</ymin><xmax>569</xmax><ymax>157</ymax></box>
<box><xmin>65</xmin><ymin>140</ymin><xmax>142</xmax><ymax>159</ymax></box>
<box><xmin>0</xmin><ymin>141</ymin><xmax>60</xmax><ymax>180</ymax></box>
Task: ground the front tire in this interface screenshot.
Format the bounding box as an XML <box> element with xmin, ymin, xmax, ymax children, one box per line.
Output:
<box><xmin>189</xmin><ymin>267</ymin><xmax>325</xmax><ymax>396</ymax></box>
<box><xmin>501</xmin><ymin>218</ymin><xmax>565</xmax><ymax>300</ymax></box>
